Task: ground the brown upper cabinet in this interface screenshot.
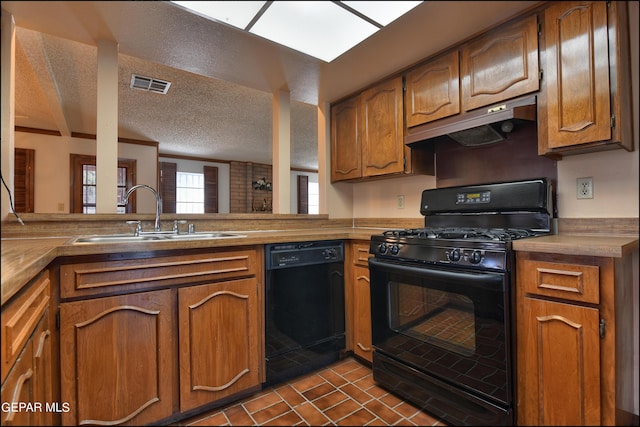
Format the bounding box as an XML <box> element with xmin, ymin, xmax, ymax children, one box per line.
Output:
<box><xmin>331</xmin><ymin>76</ymin><xmax>433</xmax><ymax>182</ymax></box>
<box><xmin>360</xmin><ymin>77</ymin><xmax>405</xmax><ymax>178</ymax></box>
<box><xmin>331</xmin><ymin>97</ymin><xmax>361</xmax><ymax>181</ymax></box>
<box><xmin>405</xmin><ymin>13</ymin><xmax>540</xmax><ymax>129</ymax></box>
<box><xmin>404</xmin><ymin>50</ymin><xmax>461</xmax><ymax>127</ymax></box>
<box><xmin>461</xmin><ymin>14</ymin><xmax>540</xmax><ymax>112</ymax></box>
<box><xmin>538</xmin><ymin>1</ymin><xmax>633</xmax><ymax>156</ymax></box>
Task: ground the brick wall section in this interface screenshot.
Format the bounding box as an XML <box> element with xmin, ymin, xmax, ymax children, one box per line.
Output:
<box><xmin>229</xmin><ymin>161</ymin><xmax>246</xmax><ymax>213</ymax></box>
<box><xmin>252</xmin><ymin>163</ymin><xmax>272</xmax><ymax>213</ymax></box>
<box><xmin>229</xmin><ymin>161</ymin><xmax>272</xmax><ymax>213</ymax></box>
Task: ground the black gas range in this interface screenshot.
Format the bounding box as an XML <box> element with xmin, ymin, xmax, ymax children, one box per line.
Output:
<box><xmin>368</xmin><ymin>178</ymin><xmax>553</xmax><ymax>426</ymax></box>
<box><xmin>371</xmin><ymin>178</ymin><xmax>553</xmax><ymax>271</ymax></box>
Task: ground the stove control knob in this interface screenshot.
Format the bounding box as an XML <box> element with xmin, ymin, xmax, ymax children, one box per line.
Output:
<box><xmin>322</xmin><ymin>248</ymin><xmax>337</xmax><ymax>259</ymax></box>
<box><xmin>449</xmin><ymin>249</ymin><xmax>461</xmax><ymax>262</ymax></box>
<box><xmin>469</xmin><ymin>250</ymin><xmax>483</xmax><ymax>264</ymax></box>
<box><xmin>390</xmin><ymin>244</ymin><xmax>400</xmax><ymax>256</ymax></box>
<box><xmin>378</xmin><ymin>243</ymin><xmax>388</xmax><ymax>254</ymax></box>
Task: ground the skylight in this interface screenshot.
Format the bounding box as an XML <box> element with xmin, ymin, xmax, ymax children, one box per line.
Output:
<box><xmin>171</xmin><ymin>1</ymin><xmax>422</xmax><ymax>62</ymax></box>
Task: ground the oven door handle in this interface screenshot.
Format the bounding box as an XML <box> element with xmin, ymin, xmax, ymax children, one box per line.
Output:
<box><xmin>368</xmin><ymin>257</ymin><xmax>504</xmax><ymax>288</ymax></box>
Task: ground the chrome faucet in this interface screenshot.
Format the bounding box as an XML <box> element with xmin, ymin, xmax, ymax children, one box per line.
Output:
<box><xmin>124</xmin><ymin>184</ymin><xmax>162</xmax><ymax>232</ymax></box>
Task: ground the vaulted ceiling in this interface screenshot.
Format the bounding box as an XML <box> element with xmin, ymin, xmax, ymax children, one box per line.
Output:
<box><xmin>3</xmin><ymin>1</ymin><xmax>540</xmax><ymax>170</ymax></box>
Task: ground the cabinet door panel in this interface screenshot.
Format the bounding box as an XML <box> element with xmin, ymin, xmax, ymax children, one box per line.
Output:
<box><xmin>360</xmin><ymin>77</ymin><xmax>405</xmax><ymax>177</ymax></box>
<box><xmin>405</xmin><ymin>50</ymin><xmax>460</xmax><ymax>127</ymax></box>
<box><xmin>544</xmin><ymin>1</ymin><xmax>611</xmax><ymax>148</ymax></box>
<box><xmin>32</xmin><ymin>314</ymin><xmax>53</xmax><ymax>426</ymax></box>
<box><xmin>60</xmin><ymin>290</ymin><xmax>175</xmax><ymax>426</ymax></box>
<box><xmin>179</xmin><ymin>278</ymin><xmax>260</xmax><ymax>411</ymax></box>
<box><xmin>331</xmin><ymin>98</ymin><xmax>361</xmax><ymax>181</ymax></box>
<box><xmin>352</xmin><ymin>265</ymin><xmax>372</xmax><ymax>362</ymax></box>
<box><xmin>0</xmin><ymin>341</ymin><xmax>35</xmax><ymax>426</ymax></box>
<box><xmin>461</xmin><ymin>14</ymin><xmax>539</xmax><ymax>111</ymax></box>
<box><xmin>518</xmin><ymin>297</ymin><xmax>601</xmax><ymax>426</ymax></box>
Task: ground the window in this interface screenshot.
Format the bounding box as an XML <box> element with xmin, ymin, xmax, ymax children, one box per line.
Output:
<box><xmin>176</xmin><ymin>171</ymin><xmax>204</xmax><ymax>213</ymax></box>
<box><xmin>308</xmin><ymin>182</ymin><xmax>319</xmax><ymax>214</ymax></box>
<box><xmin>79</xmin><ymin>164</ymin><xmax>129</xmax><ymax>214</ymax></box>
<box><xmin>82</xmin><ymin>163</ymin><xmax>97</xmax><ymax>213</ymax></box>
<box><xmin>297</xmin><ymin>175</ymin><xmax>319</xmax><ymax>214</ymax></box>
<box><xmin>160</xmin><ymin>163</ymin><xmax>218</xmax><ymax>213</ymax></box>
<box><xmin>70</xmin><ymin>154</ymin><xmax>136</xmax><ymax>213</ymax></box>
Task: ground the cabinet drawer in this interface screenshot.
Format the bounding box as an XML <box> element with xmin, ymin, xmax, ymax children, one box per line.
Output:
<box><xmin>521</xmin><ymin>259</ymin><xmax>599</xmax><ymax>304</ymax></box>
<box><xmin>60</xmin><ymin>249</ymin><xmax>259</xmax><ymax>299</ymax></box>
<box><xmin>351</xmin><ymin>242</ymin><xmax>372</xmax><ymax>267</ymax></box>
<box><xmin>1</xmin><ymin>270</ymin><xmax>50</xmax><ymax>383</ymax></box>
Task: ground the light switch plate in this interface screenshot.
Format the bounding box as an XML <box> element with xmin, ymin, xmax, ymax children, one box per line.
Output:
<box><xmin>576</xmin><ymin>177</ymin><xmax>593</xmax><ymax>199</ymax></box>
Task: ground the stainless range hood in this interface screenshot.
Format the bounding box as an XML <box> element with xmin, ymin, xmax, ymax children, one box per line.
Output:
<box><xmin>405</xmin><ymin>95</ymin><xmax>537</xmax><ymax>146</ymax></box>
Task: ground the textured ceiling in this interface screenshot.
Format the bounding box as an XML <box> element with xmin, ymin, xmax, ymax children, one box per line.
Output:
<box><xmin>4</xmin><ymin>1</ymin><xmax>540</xmax><ymax>170</ymax></box>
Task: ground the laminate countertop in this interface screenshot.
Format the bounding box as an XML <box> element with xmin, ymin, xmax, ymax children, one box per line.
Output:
<box><xmin>512</xmin><ymin>234</ymin><xmax>639</xmax><ymax>257</ymax></box>
<box><xmin>1</xmin><ymin>228</ymin><xmax>381</xmax><ymax>306</ymax></box>
<box><xmin>2</xmin><ymin>230</ymin><xmax>638</xmax><ymax>307</ymax></box>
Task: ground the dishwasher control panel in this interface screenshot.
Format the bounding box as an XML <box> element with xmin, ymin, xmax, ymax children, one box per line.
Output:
<box><xmin>266</xmin><ymin>240</ymin><xmax>344</xmax><ymax>269</ymax></box>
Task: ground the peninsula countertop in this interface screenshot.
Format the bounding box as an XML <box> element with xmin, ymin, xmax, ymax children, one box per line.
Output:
<box><xmin>1</xmin><ymin>227</ymin><xmax>381</xmax><ymax>306</ymax></box>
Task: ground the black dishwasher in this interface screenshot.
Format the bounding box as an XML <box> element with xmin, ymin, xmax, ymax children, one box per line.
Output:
<box><xmin>264</xmin><ymin>240</ymin><xmax>345</xmax><ymax>386</ymax></box>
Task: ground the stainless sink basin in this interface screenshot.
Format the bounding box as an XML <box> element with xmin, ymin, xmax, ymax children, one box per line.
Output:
<box><xmin>165</xmin><ymin>232</ymin><xmax>246</xmax><ymax>239</ymax></box>
<box><xmin>73</xmin><ymin>234</ymin><xmax>166</xmax><ymax>244</ymax></box>
<box><xmin>72</xmin><ymin>232</ymin><xmax>246</xmax><ymax>244</ymax></box>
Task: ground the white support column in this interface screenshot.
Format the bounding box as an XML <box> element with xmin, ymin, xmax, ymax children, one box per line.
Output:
<box><xmin>95</xmin><ymin>39</ymin><xmax>119</xmax><ymax>213</ymax></box>
<box><xmin>1</xmin><ymin>12</ymin><xmax>16</xmax><ymax>220</ymax></box>
<box><xmin>272</xmin><ymin>89</ymin><xmax>291</xmax><ymax>214</ymax></box>
<box><xmin>317</xmin><ymin>102</ymin><xmax>329</xmax><ymax>215</ymax></box>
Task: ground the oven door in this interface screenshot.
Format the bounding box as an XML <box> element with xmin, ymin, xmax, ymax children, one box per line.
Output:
<box><xmin>369</xmin><ymin>257</ymin><xmax>514</xmax><ymax>424</ymax></box>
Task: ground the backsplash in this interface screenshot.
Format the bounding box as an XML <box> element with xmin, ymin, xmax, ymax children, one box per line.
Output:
<box><xmin>434</xmin><ymin>121</ymin><xmax>557</xmax><ymax>189</ymax></box>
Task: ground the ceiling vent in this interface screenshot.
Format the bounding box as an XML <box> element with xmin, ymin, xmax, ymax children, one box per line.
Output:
<box><xmin>130</xmin><ymin>74</ymin><xmax>171</xmax><ymax>94</ymax></box>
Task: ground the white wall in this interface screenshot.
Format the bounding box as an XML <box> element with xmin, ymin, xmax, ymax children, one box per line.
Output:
<box><xmin>352</xmin><ymin>175</ymin><xmax>436</xmax><ymax>219</ymax></box>
<box><xmin>15</xmin><ymin>132</ymin><xmax>158</xmax><ymax>213</ymax></box>
<box><xmin>557</xmin><ymin>149</ymin><xmax>639</xmax><ymax>218</ymax></box>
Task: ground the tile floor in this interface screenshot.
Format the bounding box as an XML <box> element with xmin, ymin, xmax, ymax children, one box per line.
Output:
<box><xmin>178</xmin><ymin>357</ymin><xmax>446</xmax><ymax>426</ymax></box>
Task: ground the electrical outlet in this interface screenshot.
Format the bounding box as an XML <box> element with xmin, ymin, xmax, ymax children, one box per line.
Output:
<box><xmin>397</xmin><ymin>195</ymin><xmax>405</xmax><ymax>209</ymax></box>
<box><xmin>576</xmin><ymin>177</ymin><xmax>593</xmax><ymax>199</ymax></box>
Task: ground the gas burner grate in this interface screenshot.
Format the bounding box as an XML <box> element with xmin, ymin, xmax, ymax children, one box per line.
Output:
<box><xmin>382</xmin><ymin>227</ymin><xmax>540</xmax><ymax>242</ymax></box>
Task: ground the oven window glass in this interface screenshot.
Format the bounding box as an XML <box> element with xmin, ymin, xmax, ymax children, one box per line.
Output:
<box><xmin>388</xmin><ymin>282</ymin><xmax>475</xmax><ymax>357</ymax></box>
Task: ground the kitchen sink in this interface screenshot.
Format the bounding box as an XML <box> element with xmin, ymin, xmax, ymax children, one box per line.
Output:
<box><xmin>165</xmin><ymin>232</ymin><xmax>245</xmax><ymax>239</ymax></box>
<box><xmin>72</xmin><ymin>234</ymin><xmax>166</xmax><ymax>244</ymax></box>
<box><xmin>72</xmin><ymin>232</ymin><xmax>246</xmax><ymax>244</ymax></box>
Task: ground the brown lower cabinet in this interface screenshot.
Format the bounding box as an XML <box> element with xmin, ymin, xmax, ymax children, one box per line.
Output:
<box><xmin>516</xmin><ymin>251</ymin><xmax>636</xmax><ymax>426</ymax></box>
<box><xmin>1</xmin><ymin>270</ymin><xmax>53</xmax><ymax>427</ymax></box>
<box><xmin>348</xmin><ymin>241</ymin><xmax>373</xmax><ymax>362</ymax></box>
<box><xmin>60</xmin><ymin>290</ymin><xmax>175</xmax><ymax>425</ymax></box>
<box><xmin>178</xmin><ymin>278</ymin><xmax>260</xmax><ymax>411</ymax></box>
<box><xmin>58</xmin><ymin>247</ymin><xmax>263</xmax><ymax>425</ymax></box>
